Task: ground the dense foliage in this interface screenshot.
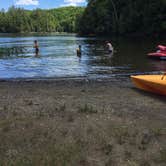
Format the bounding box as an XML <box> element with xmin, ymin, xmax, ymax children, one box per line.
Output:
<box><xmin>0</xmin><ymin>6</ymin><xmax>84</xmax><ymax>33</ymax></box>
<box><xmin>1</xmin><ymin>1</ymin><xmax>166</xmax><ymax>37</ymax></box>
<box><xmin>78</xmin><ymin>0</ymin><xmax>166</xmax><ymax>36</ymax></box>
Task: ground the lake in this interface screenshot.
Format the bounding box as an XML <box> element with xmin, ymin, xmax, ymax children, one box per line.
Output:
<box><xmin>0</xmin><ymin>33</ymin><xmax>165</xmax><ymax>79</ymax></box>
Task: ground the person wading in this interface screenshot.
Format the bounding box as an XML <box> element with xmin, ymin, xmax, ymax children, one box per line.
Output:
<box><xmin>34</xmin><ymin>40</ymin><xmax>39</xmax><ymax>56</ymax></box>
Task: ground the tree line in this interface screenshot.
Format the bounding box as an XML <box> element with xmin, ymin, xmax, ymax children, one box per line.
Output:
<box><xmin>0</xmin><ymin>6</ymin><xmax>84</xmax><ymax>33</ymax></box>
<box><xmin>77</xmin><ymin>0</ymin><xmax>166</xmax><ymax>37</ymax></box>
<box><xmin>0</xmin><ymin>1</ymin><xmax>166</xmax><ymax>37</ymax></box>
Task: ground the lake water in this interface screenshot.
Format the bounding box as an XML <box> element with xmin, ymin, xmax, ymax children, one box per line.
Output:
<box><xmin>0</xmin><ymin>33</ymin><xmax>165</xmax><ymax>79</ymax></box>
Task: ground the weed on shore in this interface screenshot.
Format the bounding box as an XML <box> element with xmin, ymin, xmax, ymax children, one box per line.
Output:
<box><xmin>0</xmin><ymin>103</ymin><xmax>166</xmax><ymax>166</ymax></box>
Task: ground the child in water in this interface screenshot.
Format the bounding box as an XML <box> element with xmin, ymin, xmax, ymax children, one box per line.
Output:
<box><xmin>106</xmin><ymin>41</ymin><xmax>114</xmax><ymax>54</ymax></box>
<box><xmin>76</xmin><ymin>45</ymin><xmax>82</xmax><ymax>57</ymax></box>
<box><xmin>34</xmin><ymin>40</ymin><xmax>39</xmax><ymax>56</ymax></box>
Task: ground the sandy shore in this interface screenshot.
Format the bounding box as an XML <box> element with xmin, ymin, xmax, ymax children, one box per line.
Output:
<box><xmin>0</xmin><ymin>77</ymin><xmax>166</xmax><ymax>165</ymax></box>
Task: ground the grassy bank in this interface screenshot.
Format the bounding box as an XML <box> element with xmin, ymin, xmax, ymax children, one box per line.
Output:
<box><xmin>0</xmin><ymin>79</ymin><xmax>166</xmax><ymax>165</ymax></box>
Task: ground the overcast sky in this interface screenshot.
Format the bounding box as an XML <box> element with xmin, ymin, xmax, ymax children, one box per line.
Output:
<box><xmin>0</xmin><ymin>0</ymin><xmax>87</xmax><ymax>10</ymax></box>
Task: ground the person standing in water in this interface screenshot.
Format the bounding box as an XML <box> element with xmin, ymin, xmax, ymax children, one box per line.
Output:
<box><xmin>106</xmin><ymin>41</ymin><xmax>114</xmax><ymax>54</ymax></box>
<box><xmin>34</xmin><ymin>40</ymin><xmax>39</xmax><ymax>56</ymax></box>
<box><xmin>76</xmin><ymin>45</ymin><xmax>82</xmax><ymax>57</ymax></box>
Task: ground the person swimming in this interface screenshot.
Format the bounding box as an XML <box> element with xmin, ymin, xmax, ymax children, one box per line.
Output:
<box><xmin>34</xmin><ymin>40</ymin><xmax>39</xmax><ymax>56</ymax></box>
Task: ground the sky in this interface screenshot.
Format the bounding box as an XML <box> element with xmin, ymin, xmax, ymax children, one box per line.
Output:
<box><xmin>0</xmin><ymin>0</ymin><xmax>87</xmax><ymax>10</ymax></box>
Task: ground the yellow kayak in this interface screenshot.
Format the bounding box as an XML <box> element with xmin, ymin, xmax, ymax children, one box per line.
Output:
<box><xmin>131</xmin><ymin>75</ymin><xmax>166</xmax><ymax>95</ymax></box>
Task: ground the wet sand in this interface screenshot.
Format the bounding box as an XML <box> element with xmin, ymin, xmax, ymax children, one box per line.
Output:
<box><xmin>0</xmin><ymin>77</ymin><xmax>166</xmax><ymax>165</ymax></box>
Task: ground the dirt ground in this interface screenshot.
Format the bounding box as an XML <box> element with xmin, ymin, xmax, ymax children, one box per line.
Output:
<box><xmin>0</xmin><ymin>78</ymin><xmax>166</xmax><ymax>166</ymax></box>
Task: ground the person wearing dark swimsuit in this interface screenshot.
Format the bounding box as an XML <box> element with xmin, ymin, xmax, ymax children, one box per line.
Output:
<box><xmin>34</xmin><ymin>40</ymin><xmax>39</xmax><ymax>56</ymax></box>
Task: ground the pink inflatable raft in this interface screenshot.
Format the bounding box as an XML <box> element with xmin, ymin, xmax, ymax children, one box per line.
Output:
<box><xmin>148</xmin><ymin>45</ymin><xmax>166</xmax><ymax>60</ymax></box>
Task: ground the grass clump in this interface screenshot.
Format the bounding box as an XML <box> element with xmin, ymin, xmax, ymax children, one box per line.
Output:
<box><xmin>151</xmin><ymin>127</ymin><xmax>166</xmax><ymax>137</ymax></box>
<box><xmin>112</xmin><ymin>126</ymin><xmax>130</xmax><ymax>145</ymax></box>
<box><xmin>78</xmin><ymin>104</ymin><xmax>97</xmax><ymax>114</ymax></box>
<box><xmin>59</xmin><ymin>104</ymin><xmax>66</xmax><ymax>112</ymax></box>
<box><xmin>159</xmin><ymin>148</ymin><xmax>166</xmax><ymax>163</ymax></box>
<box><xmin>0</xmin><ymin>143</ymin><xmax>86</xmax><ymax>166</ymax></box>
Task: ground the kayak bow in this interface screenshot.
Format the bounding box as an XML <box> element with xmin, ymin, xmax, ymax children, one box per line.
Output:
<box><xmin>131</xmin><ymin>75</ymin><xmax>166</xmax><ymax>95</ymax></box>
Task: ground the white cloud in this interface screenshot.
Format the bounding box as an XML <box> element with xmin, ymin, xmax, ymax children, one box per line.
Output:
<box><xmin>63</xmin><ymin>0</ymin><xmax>85</xmax><ymax>6</ymax></box>
<box><xmin>15</xmin><ymin>0</ymin><xmax>39</xmax><ymax>6</ymax></box>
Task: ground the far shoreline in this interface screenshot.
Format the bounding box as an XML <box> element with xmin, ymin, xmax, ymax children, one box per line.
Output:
<box><xmin>0</xmin><ymin>32</ymin><xmax>77</xmax><ymax>37</ymax></box>
<box><xmin>0</xmin><ymin>32</ymin><xmax>165</xmax><ymax>42</ymax></box>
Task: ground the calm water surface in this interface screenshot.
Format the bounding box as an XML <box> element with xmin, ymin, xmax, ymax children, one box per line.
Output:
<box><xmin>0</xmin><ymin>33</ymin><xmax>165</xmax><ymax>79</ymax></box>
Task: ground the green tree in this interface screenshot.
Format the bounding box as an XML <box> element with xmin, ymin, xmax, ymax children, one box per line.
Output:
<box><xmin>78</xmin><ymin>0</ymin><xmax>166</xmax><ymax>37</ymax></box>
<box><xmin>0</xmin><ymin>6</ymin><xmax>85</xmax><ymax>33</ymax></box>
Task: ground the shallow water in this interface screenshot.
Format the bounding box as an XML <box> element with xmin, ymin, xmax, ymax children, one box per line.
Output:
<box><xmin>0</xmin><ymin>33</ymin><xmax>165</xmax><ymax>79</ymax></box>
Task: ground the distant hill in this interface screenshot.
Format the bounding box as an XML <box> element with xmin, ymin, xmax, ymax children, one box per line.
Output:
<box><xmin>0</xmin><ymin>6</ymin><xmax>85</xmax><ymax>33</ymax></box>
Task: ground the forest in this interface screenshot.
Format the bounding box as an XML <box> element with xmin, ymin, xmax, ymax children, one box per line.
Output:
<box><xmin>0</xmin><ymin>0</ymin><xmax>166</xmax><ymax>37</ymax></box>
<box><xmin>0</xmin><ymin>6</ymin><xmax>84</xmax><ymax>33</ymax></box>
<box><xmin>78</xmin><ymin>0</ymin><xmax>166</xmax><ymax>37</ymax></box>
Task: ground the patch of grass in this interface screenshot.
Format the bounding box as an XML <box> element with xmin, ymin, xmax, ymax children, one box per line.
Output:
<box><xmin>31</xmin><ymin>104</ymin><xmax>66</xmax><ymax>119</ymax></box>
<box><xmin>127</xmin><ymin>160</ymin><xmax>139</xmax><ymax>166</ymax></box>
<box><xmin>151</xmin><ymin>127</ymin><xmax>166</xmax><ymax>137</ymax></box>
<box><xmin>113</xmin><ymin>126</ymin><xmax>130</xmax><ymax>145</ymax></box>
<box><xmin>105</xmin><ymin>158</ymin><xmax>115</xmax><ymax>166</ymax></box>
<box><xmin>103</xmin><ymin>142</ymin><xmax>113</xmax><ymax>155</ymax></box>
<box><xmin>159</xmin><ymin>148</ymin><xmax>166</xmax><ymax>163</ymax></box>
<box><xmin>0</xmin><ymin>119</ymin><xmax>13</xmax><ymax>133</ymax></box>
<box><xmin>28</xmin><ymin>143</ymin><xmax>85</xmax><ymax>166</ymax></box>
<box><xmin>0</xmin><ymin>125</ymin><xmax>86</xmax><ymax>166</ymax></box>
<box><xmin>67</xmin><ymin>113</ymin><xmax>75</xmax><ymax>123</ymax></box>
<box><xmin>138</xmin><ymin>130</ymin><xmax>153</xmax><ymax>151</ymax></box>
<box><xmin>139</xmin><ymin>160</ymin><xmax>151</xmax><ymax>166</ymax></box>
<box><xmin>59</xmin><ymin>104</ymin><xmax>66</xmax><ymax>112</ymax></box>
<box><xmin>78</xmin><ymin>104</ymin><xmax>97</xmax><ymax>114</ymax></box>
<box><xmin>124</xmin><ymin>150</ymin><xmax>132</xmax><ymax>160</ymax></box>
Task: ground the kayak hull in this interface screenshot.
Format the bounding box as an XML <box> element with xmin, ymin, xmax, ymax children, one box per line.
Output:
<box><xmin>131</xmin><ymin>75</ymin><xmax>166</xmax><ymax>96</ymax></box>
